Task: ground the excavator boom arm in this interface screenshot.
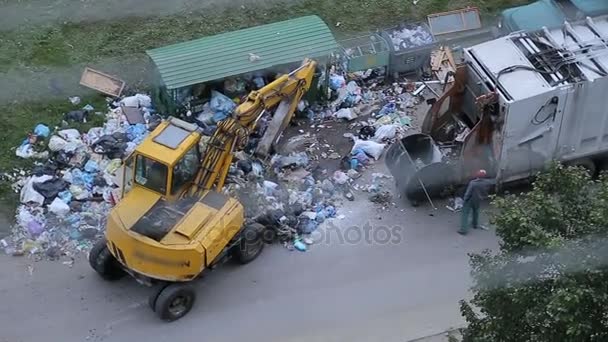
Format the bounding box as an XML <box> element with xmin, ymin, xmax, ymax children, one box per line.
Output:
<box><xmin>192</xmin><ymin>59</ymin><xmax>317</xmax><ymax>193</ymax></box>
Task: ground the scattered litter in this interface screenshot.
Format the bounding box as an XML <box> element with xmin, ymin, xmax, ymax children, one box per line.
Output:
<box><xmin>293</xmin><ymin>239</ymin><xmax>307</xmax><ymax>252</ymax></box>
<box><xmin>359</xmin><ymin>125</ymin><xmax>376</xmax><ymax>140</ymax></box>
<box><xmin>446</xmin><ymin>197</ymin><xmax>464</xmax><ymax>212</ymax></box>
<box><xmin>369</xmin><ymin>191</ymin><xmax>392</xmax><ymax>204</ymax></box>
<box><xmin>69</xmin><ymin>96</ymin><xmax>81</xmax><ymax>105</ymax></box>
<box><xmin>333</xmin><ymin>171</ymin><xmax>350</xmax><ymax>185</ymax></box>
<box><xmin>248</xmin><ymin>53</ymin><xmax>261</xmax><ymax>62</ymax></box>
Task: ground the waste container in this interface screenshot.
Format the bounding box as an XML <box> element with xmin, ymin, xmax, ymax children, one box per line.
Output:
<box><xmin>339</xmin><ymin>34</ymin><xmax>390</xmax><ymax>72</ymax></box>
<box><xmin>385</xmin><ymin>134</ymin><xmax>456</xmax><ymax>205</ymax></box>
<box><xmin>381</xmin><ymin>22</ymin><xmax>437</xmax><ymax>77</ymax></box>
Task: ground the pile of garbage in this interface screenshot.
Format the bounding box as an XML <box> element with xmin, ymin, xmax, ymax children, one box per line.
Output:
<box><xmin>387</xmin><ymin>24</ymin><xmax>434</xmax><ymax>51</ymax></box>
<box><xmin>1</xmin><ymin>94</ymin><xmax>159</xmax><ymax>258</ymax></box>
<box><xmin>222</xmin><ymin>151</ymin><xmax>347</xmax><ymax>252</ymax></box>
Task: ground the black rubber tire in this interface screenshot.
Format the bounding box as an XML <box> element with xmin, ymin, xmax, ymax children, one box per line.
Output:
<box><xmin>88</xmin><ymin>238</ymin><xmax>125</xmax><ymax>281</ymax></box>
<box><xmin>233</xmin><ymin>223</ymin><xmax>265</xmax><ymax>264</ymax></box>
<box><xmin>570</xmin><ymin>158</ymin><xmax>597</xmax><ymax>178</ymax></box>
<box><xmin>149</xmin><ymin>283</ymin><xmax>169</xmax><ymax>311</ymax></box>
<box><xmin>154</xmin><ymin>283</ymin><xmax>196</xmax><ymax>321</ymax></box>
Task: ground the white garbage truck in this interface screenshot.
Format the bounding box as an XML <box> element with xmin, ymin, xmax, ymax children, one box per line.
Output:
<box><xmin>387</xmin><ymin>15</ymin><xmax>608</xmax><ymax>205</ymax></box>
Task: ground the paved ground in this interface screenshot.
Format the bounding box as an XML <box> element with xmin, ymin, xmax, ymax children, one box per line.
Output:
<box><xmin>0</xmin><ymin>166</ymin><xmax>498</xmax><ymax>342</ymax></box>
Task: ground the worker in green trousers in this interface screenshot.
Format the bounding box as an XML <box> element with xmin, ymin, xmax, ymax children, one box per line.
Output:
<box><xmin>459</xmin><ymin>169</ymin><xmax>495</xmax><ymax>235</ymax></box>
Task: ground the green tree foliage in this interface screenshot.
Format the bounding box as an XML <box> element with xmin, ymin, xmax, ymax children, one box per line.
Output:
<box><xmin>460</xmin><ymin>163</ymin><xmax>608</xmax><ymax>342</ymax></box>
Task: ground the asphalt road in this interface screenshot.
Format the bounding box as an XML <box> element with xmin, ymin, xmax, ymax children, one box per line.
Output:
<box><xmin>0</xmin><ymin>183</ymin><xmax>498</xmax><ymax>342</ymax></box>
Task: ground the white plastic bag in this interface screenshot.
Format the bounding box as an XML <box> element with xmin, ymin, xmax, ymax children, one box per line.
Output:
<box><xmin>16</xmin><ymin>144</ymin><xmax>34</xmax><ymax>158</ymax></box>
<box><xmin>57</xmin><ymin>129</ymin><xmax>81</xmax><ymax>141</ymax></box>
<box><xmin>373</xmin><ymin>125</ymin><xmax>397</xmax><ymax>142</ymax></box>
<box><xmin>20</xmin><ymin>175</ymin><xmax>52</xmax><ymax>205</ymax></box>
<box><xmin>352</xmin><ymin>138</ymin><xmax>386</xmax><ymax>160</ymax></box>
<box><xmin>335</xmin><ymin>108</ymin><xmax>357</xmax><ymax>121</ymax></box>
<box><xmin>48</xmin><ymin>135</ymin><xmax>68</xmax><ymax>152</ymax></box>
<box><xmin>333</xmin><ymin>170</ymin><xmax>350</xmax><ymax>185</ymax></box>
<box><xmin>48</xmin><ymin>197</ymin><xmax>70</xmax><ymax>216</ymax></box>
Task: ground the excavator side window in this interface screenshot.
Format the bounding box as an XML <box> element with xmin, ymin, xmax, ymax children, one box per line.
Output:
<box><xmin>135</xmin><ymin>155</ymin><xmax>168</xmax><ymax>195</ymax></box>
<box><xmin>122</xmin><ymin>154</ymin><xmax>135</xmax><ymax>197</ymax></box>
<box><xmin>171</xmin><ymin>146</ymin><xmax>200</xmax><ymax>195</ymax></box>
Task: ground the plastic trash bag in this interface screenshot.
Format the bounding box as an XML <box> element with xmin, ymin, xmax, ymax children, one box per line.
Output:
<box><xmin>135</xmin><ymin>94</ymin><xmax>152</xmax><ymax>108</ymax></box>
<box><xmin>64</xmin><ymin>110</ymin><xmax>88</xmax><ymax>123</ymax></box>
<box><xmin>271</xmin><ymin>152</ymin><xmax>310</xmax><ymax>169</ymax></box>
<box><xmin>210</xmin><ymin>90</ymin><xmax>236</xmax><ymax>122</ymax></box>
<box><xmin>329</xmin><ymin>74</ymin><xmax>346</xmax><ymax>90</ymax></box>
<box><xmin>48</xmin><ymin>135</ymin><xmax>68</xmax><ymax>152</ymax></box>
<box><xmin>377</xmin><ymin>102</ymin><xmax>396</xmax><ymax>117</ymax></box>
<box><xmin>263</xmin><ymin>181</ymin><xmax>279</xmax><ymax>197</ymax></box>
<box><xmin>352</xmin><ymin>138</ymin><xmax>386</xmax><ymax>160</ymax></box>
<box><xmin>49</xmin><ymin>197</ymin><xmax>70</xmax><ymax>216</ymax></box>
<box><xmin>335</xmin><ymin>108</ymin><xmax>357</xmax><ymax>121</ymax></box>
<box><xmin>58</xmin><ymin>190</ymin><xmax>72</xmax><ymax>204</ymax></box>
<box><xmin>57</xmin><ymin>129</ymin><xmax>81</xmax><ymax>141</ymax></box>
<box><xmin>121</xmin><ymin>94</ymin><xmax>152</xmax><ymax>108</ymax></box>
<box><xmin>253</xmin><ymin>76</ymin><xmax>266</xmax><ymax>89</ymax></box>
<box><xmin>333</xmin><ymin>170</ymin><xmax>350</xmax><ymax>185</ymax></box>
<box><xmin>293</xmin><ymin>239</ymin><xmax>307</xmax><ymax>252</ymax></box>
<box><xmin>352</xmin><ymin>148</ymin><xmax>370</xmax><ymax>164</ymax></box>
<box><xmin>373</xmin><ymin>125</ymin><xmax>397</xmax><ymax>142</ymax></box>
<box><xmin>126</xmin><ymin>123</ymin><xmax>148</xmax><ymax>142</ymax></box>
<box><xmin>70</xmin><ymin>184</ymin><xmax>91</xmax><ymax>200</ymax></box>
<box><xmin>84</xmin><ymin>160</ymin><xmax>99</xmax><ymax>173</ymax></box>
<box><xmin>359</xmin><ymin>125</ymin><xmax>376</xmax><ymax>140</ymax></box>
<box><xmin>33</xmin><ymin>178</ymin><xmax>69</xmax><ymax>200</ymax></box>
<box><xmin>16</xmin><ymin>144</ymin><xmax>34</xmax><ymax>158</ymax></box>
<box><xmin>34</xmin><ymin>124</ymin><xmax>50</xmax><ymax>138</ymax></box>
<box><xmin>20</xmin><ymin>175</ymin><xmax>52</xmax><ymax>205</ymax></box>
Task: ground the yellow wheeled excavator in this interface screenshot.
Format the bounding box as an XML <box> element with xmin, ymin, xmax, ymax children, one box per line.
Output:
<box><xmin>89</xmin><ymin>59</ymin><xmax>318</xmax><ymax>321</ymax></box>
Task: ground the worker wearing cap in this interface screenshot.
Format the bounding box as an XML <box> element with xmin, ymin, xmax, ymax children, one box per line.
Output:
<box><xmin>459</xmin><ymin>169</ymin><xmax>495</xmax><ymax>235</ymax></box>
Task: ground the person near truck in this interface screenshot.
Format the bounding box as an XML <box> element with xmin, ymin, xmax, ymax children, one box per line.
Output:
<box><xmin>459</xmin><ymin>169</ymin><xmax>495</xmax><ymax>235</ymax></box>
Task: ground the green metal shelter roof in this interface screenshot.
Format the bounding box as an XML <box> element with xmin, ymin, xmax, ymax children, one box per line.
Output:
<box><xmin>146</xmin><ymin>15</ymin><xmax>338</xmax><ymax>90</ymax></box>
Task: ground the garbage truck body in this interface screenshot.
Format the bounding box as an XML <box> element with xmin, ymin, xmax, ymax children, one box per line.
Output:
<box><xmin>498</xmin><ymin>0</ymin><xmax>608</xmax><ymax>34</ymax></box>
<box><xmin>389</xmin><ymin>16</ymin><xmax>608</xmax><ymax>204</ymax></box>
<box><xmin>89</xmin><ymin>59</ymin><xmax>318</xmax><ymax>321</ymax></box>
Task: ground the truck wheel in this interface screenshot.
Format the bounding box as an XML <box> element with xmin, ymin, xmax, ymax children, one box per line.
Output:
<box><xmin>233</xmin><ymin>223</ymin><xmax>265</xmax><ymax>264</ymax></box>
<box><xmin>149</xmin><ymin>283</ymin><xmax>169</xmax><ymax>311</ymax></box>
<box><xmin>570</xmin><ymin>158</ymin><xmax>597</xmax><ymax>178</ymax></box>
<box><xmin>154</xmin><ymin>283</ymin><xmax>196</xmax><ymax>321</ymax></box>
<box><xmin>88</xmin><ymin>238</ymin><xmax>125</xmax><ymax>281</ymax></box>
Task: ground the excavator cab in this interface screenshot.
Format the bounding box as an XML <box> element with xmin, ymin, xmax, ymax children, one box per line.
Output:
<box><xmin>122</xmin><ymin>118</ymin><xmax>202</xmax><ymax>201</ymax></box>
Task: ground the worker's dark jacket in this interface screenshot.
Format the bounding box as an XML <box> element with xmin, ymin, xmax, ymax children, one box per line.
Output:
<box><xmin>463</xmin><ymin>178</ymin><xmax>496</xmax><ymax>205</ymax></box>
